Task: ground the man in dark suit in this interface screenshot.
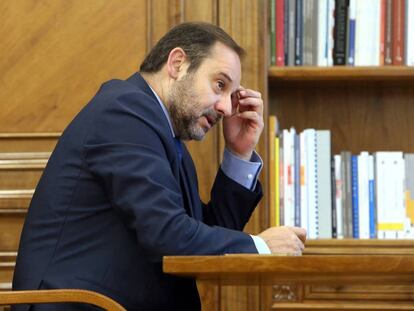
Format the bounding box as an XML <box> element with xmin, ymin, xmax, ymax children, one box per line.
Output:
<box><xmin>12</xmin><ymin>22</ymin><xmax>306</xmax><ymax>310</ymax></box>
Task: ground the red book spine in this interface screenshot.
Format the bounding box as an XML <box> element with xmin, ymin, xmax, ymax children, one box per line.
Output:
<box><xmin>392</xmin><ymin>0</ymin><xmax>405</xmax><ymax>65</ymax></box>
<box><xmin>276</xmin><ymin>0</ymin><xmax>285</xmax><ymax>66</ymax></box>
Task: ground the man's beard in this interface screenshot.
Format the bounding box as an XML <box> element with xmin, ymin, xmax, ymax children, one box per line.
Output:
<box><xmin>168</xmin><ymin>74</ymin><xmax>222</xmax><ymax>140</ymax></box>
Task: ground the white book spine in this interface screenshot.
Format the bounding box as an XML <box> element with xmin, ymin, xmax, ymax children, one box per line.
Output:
<box><xmin>317</xmin><ymin>0</ymin><xmax>329</xmax><ymax>66</ymax></box>
<box><xmin>282</xmin><ymin>129</ymin><xmax>291</xmax><ymax>226</ymax></box>
<box><xmin>300</xmin><ymin>132</ymin><xmax>309</xmax><ymax>232</ymax></box>
<box><xmin>355</xmin><ymin>0</ymin><xmax>381</xmax><ymax>66</ymax></box>
<box><xmin>327</xmin><ymin>0</ymin><xmax>335</xmax><ymax>66</ymax></box>
<box><xmin>358</xmin><ymin>152</ymin><xmax>370</xmax><ymax>239</ymax></box>
<box><xmin>283</xmin><ymin>129</ymin><xmax>295</xmax><ymax>227</ymax></box>
<box><xmin>406</xmin><ymin>0</ymin><xmax>414</xmax><ymax>65</ymax></box>
<box><xmin>316</xmin><ymin>130</ymin><xmax>331</xmax><ymax>238</ymax></box>
<box><xmin>376</xmin><ymin>152</ymin><xmax>405</xmax><ymax>239</ymax></box>
<box><xmin>305</xmin><ymin>129</ymin><xmax>318</xmax><ymax>239</ymax></box>
<box><xmin>334</xmin><ymin>154</ymin><xmax>344</xmax><ymax>239</ymax></box>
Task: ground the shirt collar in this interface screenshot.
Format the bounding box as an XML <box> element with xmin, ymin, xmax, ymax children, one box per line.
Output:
<box><xmin>147</xmin><ymin>85</ymin><xmax>176</xmax><ymax>138</ymax></box>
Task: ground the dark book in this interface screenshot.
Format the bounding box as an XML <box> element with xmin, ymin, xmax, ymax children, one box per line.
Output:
<box><xmin>333</xmin><ymin>0</ymin><xmax>349</xmax><ymax>65</ymax></box>
<box><xmin>294</xmin><ymin>0</ymin><xmax>303</xmax><ymax>65</ymax></box>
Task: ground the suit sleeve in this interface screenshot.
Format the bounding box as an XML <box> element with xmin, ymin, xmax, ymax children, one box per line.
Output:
<box><xmin>202</xmin><ymin>168</ymin><xmax>262</xmax><ymax>230</ymax></box>
<box><xmin>84</xmin><ymin>91</ymin><xmax>258</xmax><ymax>262</ymax></box>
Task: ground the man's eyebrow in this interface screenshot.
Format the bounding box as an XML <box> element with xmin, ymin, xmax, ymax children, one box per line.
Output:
<box><xmin>218</xmin><ymin>72</ymin><xmax>233</xmax><ymax>84</ymax></box>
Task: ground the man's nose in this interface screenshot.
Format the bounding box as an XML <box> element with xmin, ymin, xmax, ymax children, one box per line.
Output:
<box><xmin>214</xmin><ymin>95</ymin><xmax>232</xmax><ymax>117</ymax></box>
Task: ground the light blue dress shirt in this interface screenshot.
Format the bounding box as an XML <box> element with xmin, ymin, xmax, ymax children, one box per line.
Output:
<box><xmin>148</xmin><ymin>85</ymin><xmax>271</xmax><ymax>254</ymax></box>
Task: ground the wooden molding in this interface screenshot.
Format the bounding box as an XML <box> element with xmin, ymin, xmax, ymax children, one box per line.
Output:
<box><xmin>0</xmin><ymin>152</ymin><xmax>50</xmax><ymax>170</ymax></box>
<box><xmin>268</xmin><ymin>66</ymin><xmax>414</xmax><ymax>81</ymax></box>
<box><xmin>0</xmin><ymin>133</ymin><xmax>60</xmax><ymax>139</ymax></box>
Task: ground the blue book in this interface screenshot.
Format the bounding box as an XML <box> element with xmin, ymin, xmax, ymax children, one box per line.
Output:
<box><xmin>351</xmin><ymin>155</ymin><xmax>359</xmax><ymax>238</ymax></box>
<box><xmin>368</xmin><ymin>156</ymin><xmax>376</xmax><ymax>239</ymax></box>
<box><xmin>347</xmin><ymin>0</ymin><xmax>356</xmax><ymax>65</ymax></box>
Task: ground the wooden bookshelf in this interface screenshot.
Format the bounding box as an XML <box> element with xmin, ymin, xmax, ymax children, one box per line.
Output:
<box><xmin>268</xmin><ymin>66</ymin><xmax>414</xmax><ymax>81</ymax></box>
<box><xmin>267</xmin><ymin>65</ymin><xmax>414</xmax><ymax>308</ymax></box>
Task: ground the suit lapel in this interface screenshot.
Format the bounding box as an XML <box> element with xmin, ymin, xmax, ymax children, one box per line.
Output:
<box><xmin>179</xmin><ymin>150</ymin><xmax>202</xmax><ymax>221</ymax></box>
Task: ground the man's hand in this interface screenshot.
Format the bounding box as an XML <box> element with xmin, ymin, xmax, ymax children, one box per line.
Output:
<box><xmin>258</xmin><ymin>226</ymin><xmax>307</xmax><ymax>256</ymax></box>
<box><xmin>223</xmin><ymin>87</ymin><xmax>264</xmax><ymax>161</ymax></box>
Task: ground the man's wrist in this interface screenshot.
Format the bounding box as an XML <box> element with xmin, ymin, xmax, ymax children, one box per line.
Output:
<box><xmin>225</xmin><ymin>147</ymin><xmax>253</xmax><ymax>161</ymax></box>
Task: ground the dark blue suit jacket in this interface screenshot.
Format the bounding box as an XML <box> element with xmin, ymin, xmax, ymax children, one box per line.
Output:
<box><xmin>12</xmin><ymin>73</ymin><xmax>262</xmax><ymax>310</ymax></box>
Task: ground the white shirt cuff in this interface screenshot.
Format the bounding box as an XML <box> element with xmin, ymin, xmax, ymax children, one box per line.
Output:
<box><xmin>250</xmin><ymin>235</ymin><xmax>271</xmax><ymax>254</ymax></box>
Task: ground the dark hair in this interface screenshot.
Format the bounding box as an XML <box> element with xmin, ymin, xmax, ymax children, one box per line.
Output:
<box><xmin>139</xmin><ymin>22</ymin><xmax>245</xmax><ymax>73</ymax></box>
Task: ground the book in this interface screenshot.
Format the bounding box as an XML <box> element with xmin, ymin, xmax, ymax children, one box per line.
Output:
<box><xmin>305</xmin><ymin>129</ymin><xmax>318</xmax><ymax>239</ymax></box>
<box><xmin>334</xmin><ymin>154</ymin><xmax>344</xmax><ymax>238</ymax></box>
<box><xmin>375</xmin><ymin>152</ymin><xmax>405</xmax><ymax>239</ymax></box>
<box><xmin>405</xmin><ymin>0</ymin><xmax>414</xmax><ymax>65</ymax></box>
<box><xmin>294</xmin><ymin>0</ymin><xmax>303</xmax><ymax>65</ymax></box>
<box><xmin>347</xmin><ymin>0</ymin><xmax>356</xmax><ymax>65</ymax></box>
<box><xmin>268</xmin><ymin>116</ymin><xmax>278</xmax><ymax>227</ymax></box>
<box><xmin>405</xmin><ymin>154</ymin><xmax>414</xmax><ymax>228</ymax></box>
<box><xmin>392</xmin><ymin>0</ymin><xmax>405</xmax><ymax>65</ymax></box>
<box><xmin>316</xmin><ymin>130</ymin><xmax>332</xmax><ymax>238</ymax></box>
<box><xmin>333</xmin><ymin>0</ymin><xmax>349</xmax><ymax>65</ymax></box>
<box><xmin>276</xmin><ymin>0</ymin><xmax>286</xmax><ymax>66</ymax></box>
<box><xmin>341</xmin><ymin>151</ymin><xmax>353</xmax><ymax>238</ymax></box>
<box><xmin>358</xmin><ymin>152</ymin><xmax>370</xmax><ymax>239</ymax></box>
<box><xmin>351</xmin><ymin>155</ymin><xmax>359</xmax><ymax>238</ymax></box>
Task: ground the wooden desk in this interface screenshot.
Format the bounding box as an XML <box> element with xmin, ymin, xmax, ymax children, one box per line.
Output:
<box><xmin>163</xmin><ymin>254</ymin><xmax>414</xmax><ymax>310</ymax></box>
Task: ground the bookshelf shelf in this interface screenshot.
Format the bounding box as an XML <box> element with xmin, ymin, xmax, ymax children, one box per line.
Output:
<box><xmin>268</xmin><ymin>66</ymin><xmax>414</xmax><ymax>81</ymax></box>
<box><xmin>305</xmin><ymin>239</ymin><xmax>414</xmax><ymax>255</ymax></box>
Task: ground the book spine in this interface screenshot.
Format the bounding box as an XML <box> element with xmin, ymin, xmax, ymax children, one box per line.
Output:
<box><xmin>303</xmin><ymin>0</ymin><xmax>314</xmax><ymax>65</ymax></box>
<box><xmin>316</xmin><ymin>0</ymin><xmax>329</xmax><ymax>65</ymax></box>
<box><xmin>368</xmin><ymin>155</ymin><xmax>376</xmax><ymax>239</ymax></box>
<box><xmin>327</xmin><ymin>0</ymin><xmax>336</xmax><ymax>65</ymax></box>
<box><xmin>358</xmin><ymin>152</ymin><xmax>370</xmax><ymax>239</ymax></box>
<box><xmin>276</xmin><ymin>0</ymin><xmax>285</xmax><ymax>66</ymax></box>
<box><xmin>316</xmin><ymin>130</ymin><xmax>332</xmax><ymax>238</ymax></box>
<box><xmin>333</xmin><ymin>0</ymin><xmax>349</xmax><ymax>65</ymax></box>
<box><xmin>331</xmin><ymin>157</ymin><xmax>337</xmax><ymax>238</ymax></box>
<box><xmin>294</xmin><ymin>133</ymin><xmax>301</xmax><ymax>226</ymax></box>
<box><xmin>306</xmin><ymin>129</ymin><xmax>318</xmax><ymax>239</ymax></box>
<box><xmin>294</xmin><ymin>0</ymin><xmax>303</xmax><ymax>65</ymax></box>
<box><xmin>392</xmin><ymin>0</ymin><xmax>405</xmax><ymax>65</ymax></box>
<box><xmin>284</xmin><ymin>0</ymin><xmax>290</xmax><ymax>65</ymax></box>
<box><xmin>275</xmin><ymin>136</ymin><xmax>280</xmax><ymax>226</ymax></box>
<box><xmin>335</xmin><ymin>154</ymin><xmax>344</xmax><ymax>238</ymax></box>
<box><xmin>351</xmin><ymin>155</ymin><xmax>359</xmax><ymax>238</ymax></box>
<box><xmin>270</xmin><ymin>0</ymin><xmax>276</xmax><ymax>65</ymax></box>
<box><xmin>380</xmin><ymin>0</ymin><xmax>386</xmax><ymax>65</ymax></box>
<box><xmin>384</xmin><ymin>0</ymin><xmax>393</xmax><ymax>64</ymax></box>
<box><xmin>300</xmin><ymin>132</ymin><xmax>308</xmax><ymax>231</ymax></box>
<box><xmin>347</xmin><ymin>0</ymin><xmax>356</xmax><ymax>65</ymax></box>
<box><xmin>268</xmin><ymin>116</ymin><xmax>277</xmax><ymax>227</ymax></box>
<box><xmin>406</xmin><ymin>0</ymin><xmax>414</xmax><ymax>65</ymax></box>
<box><xmin>288</xmin><ymin>0</ymin><xmax>296</xmax><ymax>66</ymax></box>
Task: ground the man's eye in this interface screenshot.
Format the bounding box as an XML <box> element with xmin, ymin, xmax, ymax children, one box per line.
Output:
<box><xmin>217</xmin><ymin>81</ymin><xmax>225</xmax><ymax>90</ymax></box>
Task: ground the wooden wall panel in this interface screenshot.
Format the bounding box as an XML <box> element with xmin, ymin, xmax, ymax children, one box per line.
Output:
<box><xmin>0</xmin><ymin>0</ymin><xmax>149</xmax><ymax>295</ymax></box>
<box><xmin>0</xmin><ymin>134</ymin><xmax>59</xmax><ymax>153</ymax></box>
<box><xmin>0</xmin><ymin>0</ymin><xmax>147</xmax><ymax>132</ymax></box>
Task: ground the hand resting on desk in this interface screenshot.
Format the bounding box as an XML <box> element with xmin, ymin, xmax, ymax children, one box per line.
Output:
<box><xmin>258</xmin><ymin>226</ymin><xmax>307</xmax><ymax>256</ymax></box>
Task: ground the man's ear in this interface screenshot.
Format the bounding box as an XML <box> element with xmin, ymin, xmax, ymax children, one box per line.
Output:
<box><xmin>167</xmin><ymin>47</ymin><xmax>188</xmax><ymax>80</ymax></box>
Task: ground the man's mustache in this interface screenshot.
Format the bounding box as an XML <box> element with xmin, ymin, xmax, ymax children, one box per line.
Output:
<box><xmin>202</xmin><ymin>109</ymin><xmax>222</xmax><ymax>126</ymax></box>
